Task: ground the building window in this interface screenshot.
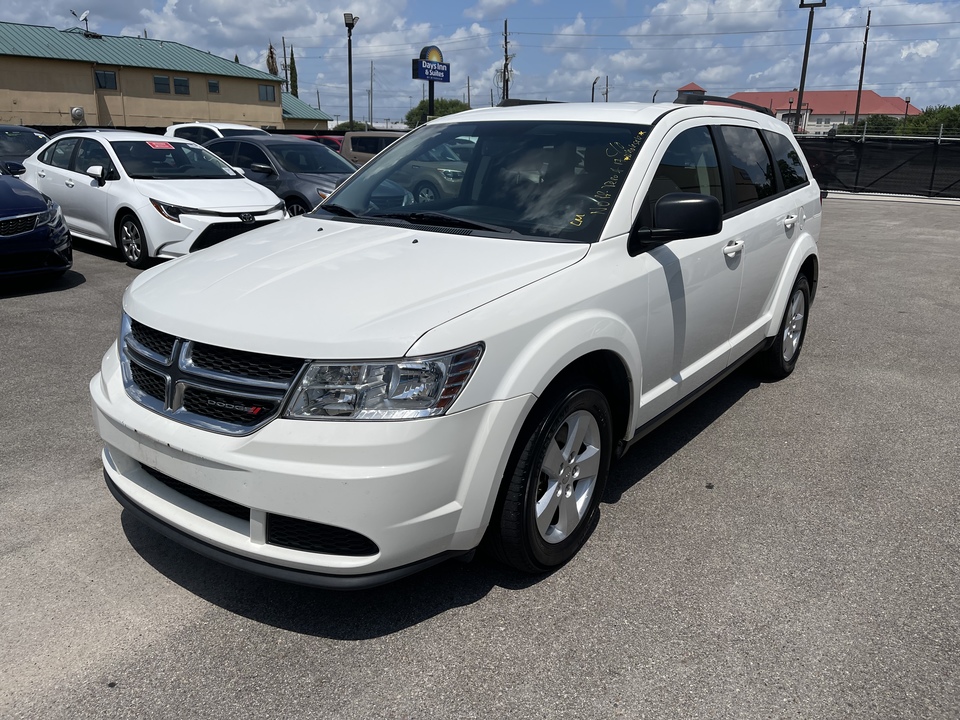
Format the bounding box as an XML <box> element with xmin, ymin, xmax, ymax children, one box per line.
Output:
<box><xmin>208</xmin><ymin>79</ymin><xmax>220</xmax><ymax>94</ymax></box>
<box><xmin>174</xmin><ymin>77</ymin><xmax>190</xmax><ymax>95</ymax></box>
<box><xmin>154</xmin><ymin>75</ymin><xmax>170</xmax><ymax>94</ymax></box>
<box><xmin>95</xmin><ymin>70</ymin><xmax>117</xmax><ymax>90</ymax></box>
<box><xmin>259</xmin><ymin>84</ymin><xmax>276</xmax><ymax>102</ymax></box>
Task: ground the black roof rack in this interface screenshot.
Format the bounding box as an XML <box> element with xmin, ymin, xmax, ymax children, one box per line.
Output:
<box><xmin>674</xmin><ymin>93</ymin><xmax>775</xmax><ymax>117</ymax></box>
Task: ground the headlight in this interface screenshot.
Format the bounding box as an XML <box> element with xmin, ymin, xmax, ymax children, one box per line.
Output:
<box><xmin>37</xmin><ymin>198</ymin><xmax>63</xmax><ymax>226</ymax></box>
<box><xmin>285</xmin><ymin>344</ymin><xmax>483</xmax><ymax>420</ymax></box>
<box><xmin>269</xmin><ymin>200</ymin><xmax>286</xmax><ymax>215</ymax></box>
<box><xmin>439</xmin><ymin>168</ymin><xmax>464</xmax><ymax>181</ymax></box>
<box><xmin>150</xmin><ymin>199</ymin><xmax>192</xmax><ymax>222</ymax></box>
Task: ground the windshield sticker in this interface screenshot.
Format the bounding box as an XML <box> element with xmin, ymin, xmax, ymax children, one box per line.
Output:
<box><xmin>569</xmin><ymin>130</ymin><xmax>646</xmax><ymax>228</ymax></box>
<box><xmin>146</xmin><ymin>141</ymin><xmax>175</xmax><ymax>150</ymax></box>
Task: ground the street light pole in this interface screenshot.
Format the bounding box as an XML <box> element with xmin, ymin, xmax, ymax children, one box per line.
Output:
<box><xmin>795</xmin><ymin>1</ymin><xmax>826</xmax><ymax>134</ymax></box>
<box><xmin>591</xmin><ymin>77</ymin><xmax>600</xmax><ymax>102</ymax></box>
<box><xmin>904</xmin><ymin>96</ymin><xmax>911</xmax><ymax>122</ymax></box>
<box><xmin>343</xmin><ymin>13</ymin><xmax>359</xmax><ymax>127</ymax></box>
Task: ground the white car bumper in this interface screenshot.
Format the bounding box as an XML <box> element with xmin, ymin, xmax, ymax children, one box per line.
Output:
<box><xmin>90</xmin><ymin>345</ymin><xmax>533</xmax><ymax>588</ymax></box>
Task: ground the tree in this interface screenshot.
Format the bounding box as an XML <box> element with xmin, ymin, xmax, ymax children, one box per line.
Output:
<box><xmin>334</xmin><ymin>120</ymin><xmax>368</xmax><ymax>131</ymax></box>
<box><xmin>234</xmin><ymin>53</ymin><xmax>239</xmax><ymax>63</ymax></box>
<box><xmin>289</xmin><ymin>46</ymin><xmax>298</xmax><ymax>98</ymax></box>
<box><xmin>404</xmin><ymin>97</ymin><xmax>471</xmax><ymax>128</ymax></box>
<box><xmin>266</xmin><ymin>42</ymin><xmax>279</xmax><ymax>76</ymax></box>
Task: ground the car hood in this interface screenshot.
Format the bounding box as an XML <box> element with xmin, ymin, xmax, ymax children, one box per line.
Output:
<box><xmin>132</xmin><ymin>178</ymin><xmax>280</xmax><ymax>211</ymax></box>
<box><xmin>0</xmin><ymin>176</ymin><xmax>46</xmax><ymax>216</ymax></box>
<box><xmin>124</xmin><ymin>216</ymin><xmax>588</xmax><ymax>358</ymax></box>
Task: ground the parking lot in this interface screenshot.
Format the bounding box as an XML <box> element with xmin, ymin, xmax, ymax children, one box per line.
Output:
<box><xmin>1</xmin><ymin>195</ymin><xmax>958</xmax><ymax>719</ymax></box>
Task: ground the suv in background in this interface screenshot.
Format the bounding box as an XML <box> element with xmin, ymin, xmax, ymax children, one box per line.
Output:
<box><xmin>338</xmin><ymin>130</ymin><xmax>404</xmax><ymax>165</ymax></box>
<box><xmin>92</xmin><ymin>100</ymin><xmax>821</xmax><ymax>588</ymax></box>
<box><xmin>165</xmin><ymin>122</ymin><xmax>269</xmax><ymax>145</ymax></box>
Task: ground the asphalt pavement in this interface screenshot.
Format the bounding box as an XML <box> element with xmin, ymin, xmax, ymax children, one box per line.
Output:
<box><xmin>1</xmin><ymin>195</ymin><xmax>958</xmax><ymax>719</ymax></box>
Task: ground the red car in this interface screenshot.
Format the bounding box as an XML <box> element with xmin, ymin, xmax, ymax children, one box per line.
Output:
<box><xmin>293</xmin><ymin>135</ymin><xmax>343</xmax><ymax>152</ymax></box>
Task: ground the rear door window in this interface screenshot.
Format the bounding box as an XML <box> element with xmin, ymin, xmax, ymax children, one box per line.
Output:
<box><xmin>42</xmin><ymin>138</ymin><xmax>80</xmax><ymax>169</ymax></box>
<box><xmin>718</xmin><ymin>126</ymin><xmax>775</xmax><ymax>209</ymax></box>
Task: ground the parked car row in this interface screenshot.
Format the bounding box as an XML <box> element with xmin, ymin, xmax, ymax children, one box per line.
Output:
<box><xmin>1</xmin><ymin>120</ymin><xmax>468</xmax><ymax>277</ymax></box>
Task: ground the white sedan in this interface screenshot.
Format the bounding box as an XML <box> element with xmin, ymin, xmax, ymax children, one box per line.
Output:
<box><xmin>20</xmin><ymin>131</ymin><xmax>286</xmax><ymax>268</ymax></box>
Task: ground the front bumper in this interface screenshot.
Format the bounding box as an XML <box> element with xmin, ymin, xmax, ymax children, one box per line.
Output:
<box><xmin>0</xmin><ymin>221</ymin><xmax>72</xmax><ymax>277</ymax></box>
<box><xmin>146</xmin><ymin>209</ymin><xmax>286</xmax><ymax>259</ymax></box>
<box><xmin>91</xmin><ymin>344</ymin><xmax>533</xmax><ymax>587</ymax></box>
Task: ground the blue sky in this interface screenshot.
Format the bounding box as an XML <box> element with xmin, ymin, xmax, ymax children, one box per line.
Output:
<box><xmin>4</xmin><ymin>0</ymin><xmax>959</xmax><ymax>124</ymax></box>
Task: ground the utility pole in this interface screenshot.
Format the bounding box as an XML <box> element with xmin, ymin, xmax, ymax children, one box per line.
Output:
<box><xmin>795</xmin><ymin>1</ymin><xmax>826</xmax><ymax>134</ymax></box>
<box><xmin>854</xmin><ymin>9</ymin><xmax>871</xmax><ymax>127</ymax></box>
<box><xmin>316</xmin><ymin>89</ymin><xmax>321</xmax><ymax>110</ymax></box>
<box><xmin>467</xmin><ymin>76</ymin><xmax>471</xmax><ymax>108</ymax></box>
<box><xmin>369</xmin><ymin>61</ymin><xmax>374</xmax><ymax>129</ymax></box>
<box><xmin>281</xmin><ymin>36</ymin><xmax>289</xmax><ymax>91</ymax></box>
<box><xmin>502</xmin><ymin>19</ymin><xmax>510</xmax><ymax>102</ymax></box>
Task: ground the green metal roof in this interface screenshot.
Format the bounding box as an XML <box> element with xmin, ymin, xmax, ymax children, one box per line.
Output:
<box><xmin>281</xmin><ymin>92</ymin><xmax>333</xmax><ymax>121</ymax></box>
<box><xmin>0</xmin><ymin>21</ymin><xmax>280</xmax><ymax>82</ymax></box>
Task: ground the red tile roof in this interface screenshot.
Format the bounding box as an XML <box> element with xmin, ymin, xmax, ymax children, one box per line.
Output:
<box><xmin>678</xmin><ymin>82</ymin><xmax>706</xmax><ymax>93</ymax></box>
<box><xmin>727</xmin><ymin>89</ymin><xmax>920</xmax><ymax>116</ymax></box>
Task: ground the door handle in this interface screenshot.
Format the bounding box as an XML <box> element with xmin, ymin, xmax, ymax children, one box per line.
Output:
<box><xmin>783</xmin><ymin>213</ymin><xmax>799</xmax><ymax>228</ymax></box>
<box><xmin>65</xmin><ymin>179</ymin><xmax>75</xmax><ymax>188</ymax></box>
<box><xmin>723</xmin><ymin>240</ymin><xmax>744</xmax><ymax>257</ymax></box>
<box><xmin>37</xmin><ymin>170</ymin><xmax>46</xmax><ymax>178</ymax></box>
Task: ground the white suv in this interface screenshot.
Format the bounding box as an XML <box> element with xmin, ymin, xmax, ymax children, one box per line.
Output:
<box><xmin>164</xmin><ymin>122</ymin><xmax>270</xmax><ymax>145</ymax></box>
<box><xmin>91</xmin><ymin>100</ymin><xmax>821</xmax><ymax>588</ymax></box>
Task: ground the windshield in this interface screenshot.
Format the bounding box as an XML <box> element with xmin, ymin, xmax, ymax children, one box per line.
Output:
<box><xmin>322</xmin><ymin>120</ymin><xmax>650</xmax><ymax>243</ymax></box>
<box><xmin>0</xmin><ymin>129</ymin><xmax>49</xmax><ymax>157</ymax></box>
<box><xmin>111</xmin><ymin>140</ymin><xmax>241</xmax><ymax>180</ymax></box>
<box><xmin>268</xmin><ymin>143</ymin><xmax>357</xmax><ymax>174</ymax></box>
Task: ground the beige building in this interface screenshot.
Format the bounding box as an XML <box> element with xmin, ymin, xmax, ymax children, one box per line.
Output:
<box><xmin>0</xmin><ymin>21</ymin><xmax>330</xmax><ymax>131</ymax></box>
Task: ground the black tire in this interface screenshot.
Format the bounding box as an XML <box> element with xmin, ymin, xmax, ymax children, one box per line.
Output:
<box><xmin>286</xmin><ymin>199</ymin><xmax>310</xmax><ymax>216</ymax></box>
<box><xmin>758</xmin><ymin>273</ymin><xmax>811</xmax><ymax>380</ymax></box>
<box><xmin>117</xmin><ymin>214</ymin><xmax>150</xmax><ymax>269</ymax></box>
<box><xmin>489</xmin><ymin>380</ymin><xmax>613</xmax><ymax>574</ymax></box>
<box><xmin>414</xmin><ymin>181</ymin><xmax>440</xmax><ymax>204</ymax></box>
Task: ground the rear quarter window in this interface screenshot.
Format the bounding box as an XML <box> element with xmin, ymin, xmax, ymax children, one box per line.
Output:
<box><xmin>763</xmin><ymin>130</ymin><xmax>809</xmax><ymax>190</ymax></box>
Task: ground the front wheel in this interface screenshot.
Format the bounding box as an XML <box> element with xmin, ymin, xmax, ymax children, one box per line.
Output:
<box><xmin>286</xmin><ymin>199</ymin><xmax>310</xmax><ymax>216</ymax></box>
<box><xmin>414</xmin><ymin>181</ymin><xmax>440</xmax><ymax>204</ymax></box>
<box><xmin>117</xmin><ymin>214</ymin><xmax>150</xmax><ymax>269</ymax></box>
<box><xmin>758</xmin><ymin>273</ymin><xmax>810</xmax><ymax>380</ymax></box>
<box><xmin>489</xmin><ymin>381</ymin><xmax>613</xmax><ymax>574</ymax></box>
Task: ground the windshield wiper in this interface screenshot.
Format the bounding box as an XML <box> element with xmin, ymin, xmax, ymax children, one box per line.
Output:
<box><xmin>370</xmin><ymin>211</ymin><xmax>514</xmax><ymax>234</ymax></box>
<box><xmin>318</xmin><ymin>203</ymin><xmax>357</xmax><ymax>218</ymax></box>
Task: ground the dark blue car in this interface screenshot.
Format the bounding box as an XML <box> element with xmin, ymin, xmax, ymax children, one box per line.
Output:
<box><xmin>0</xmin><ymin>161</ymin><xmax>72</xmax><ymax>280</ymax></box>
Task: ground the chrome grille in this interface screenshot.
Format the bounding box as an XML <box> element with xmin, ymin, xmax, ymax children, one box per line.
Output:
<box><xmin>0</xmin><ymin>213</ymin><xmax>39</xmax><ymax>237</ymax></box>
<box><xmin>120</xmin><ymin>314</ymin><xmax>306</xmax><ymax>435</ymax></box>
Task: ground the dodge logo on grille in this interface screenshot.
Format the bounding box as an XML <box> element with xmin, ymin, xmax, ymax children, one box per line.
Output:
<box><xmin>206</xmin><ymin>398</ymin><xmax>265</xmax><ymax>415</ymax></box>
<box><xmin>239</xmin><ymin>213</ymin><xmax>255</xmax><ymax>224</ymax></box>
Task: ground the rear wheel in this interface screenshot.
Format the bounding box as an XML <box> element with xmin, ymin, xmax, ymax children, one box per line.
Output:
<box><xmin>758</xmin><ymin>273</ymin><xmax>810</xmax><ymax>380</ymax></box>
<box><xmin>489</xmin><ymin>380</ymin><xmax>613</xmax><ymax>573</ymax></box>
<box><xmin>117</xmin><ymin>214</ymin><xmax>149</xmax><ymax>269</ymax></box>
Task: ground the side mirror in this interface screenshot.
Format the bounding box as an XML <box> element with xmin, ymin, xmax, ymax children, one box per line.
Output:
<box><xmin>249</xmin><ymin>163</ymin><xmax>275</xmax><ymax>175</ymax></box>
<box><xmin>628</xmin><ymin>193</ymin><xmax>722</xmax><ymax>256</ymax></box>
<box><xmin>5</xmin><ymin>161</ymin><xmax>26</xmax><ymax>176</ymax></box>
<box><xmin>85</xmin><ymin>165</ymin><xmax>107</xmax><ymax>186</ymax></box>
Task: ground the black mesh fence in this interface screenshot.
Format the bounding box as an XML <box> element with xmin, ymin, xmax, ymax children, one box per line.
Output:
<box><xmin>798</xmin><ymin>136</ymin><xmax>960</xmax><ymax>199</ymax></box>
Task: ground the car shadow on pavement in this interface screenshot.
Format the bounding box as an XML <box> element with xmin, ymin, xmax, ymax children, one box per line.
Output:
<box><xmin>120</xmin><ymin>512</ymin><xmax>544</xmax><ymax>639</ymax></box>
<box><xmin>0</xmin><ymin>269</ymin><xmax>85</xmax><ymax>298</ymax></box>
<box><xmin>604</xmin><ymin>367</ymin><xmax>762</xmax><ymax>503</ymax></box>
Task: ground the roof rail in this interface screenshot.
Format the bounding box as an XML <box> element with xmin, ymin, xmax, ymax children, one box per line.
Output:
<box><xmin>674</xmin><ymin>93</ymin><xmax>775</xmax><ymax>117</ymax></box>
